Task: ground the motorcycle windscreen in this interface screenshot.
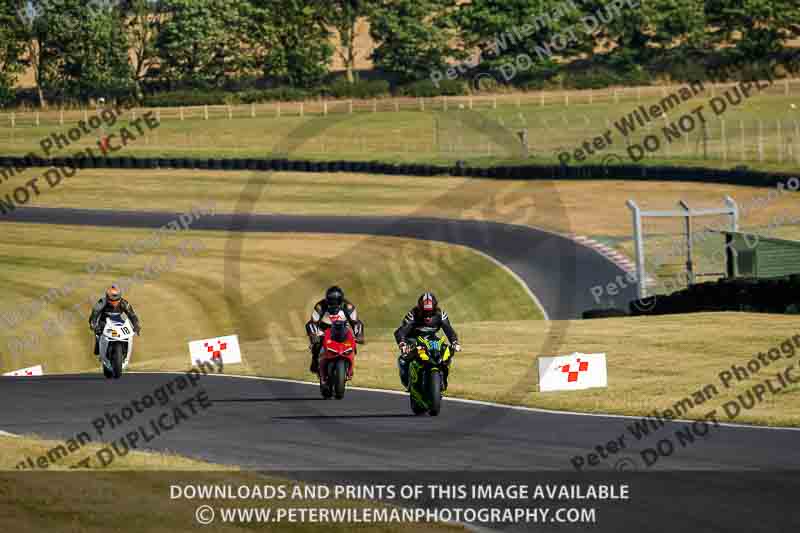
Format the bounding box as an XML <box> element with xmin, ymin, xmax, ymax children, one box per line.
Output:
<box><xmin>330</xmin><ymin>321</ymin><xmax>349</xmax><ymax>343</ymax></box>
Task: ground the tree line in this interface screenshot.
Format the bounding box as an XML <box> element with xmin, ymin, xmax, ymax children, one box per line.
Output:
<box><xmin>0</xmin><ymin>0</ymin><xmax>798</xmax><ymax>107</ymax></box>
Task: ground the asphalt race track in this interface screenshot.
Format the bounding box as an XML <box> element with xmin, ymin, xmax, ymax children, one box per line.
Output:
<box><xmin>3</xmin><ymin>207</ymin><xmax>799</xmax><ymax>531</ymax></box>
<box><xmin>2</xmin><ymin>374</ymin><xmax>800</xmax><ymax>531</ymax></box>
<box><xmin>2</xmin><ymin>206</ymin><xmax>638</xmax><ymax>319</ymax></box>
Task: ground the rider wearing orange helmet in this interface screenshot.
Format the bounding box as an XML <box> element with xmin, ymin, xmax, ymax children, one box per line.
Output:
<box><xmin>88</xmin><ymin>285</ymin><xmax>141</xmax><ymax>355</ymax></box>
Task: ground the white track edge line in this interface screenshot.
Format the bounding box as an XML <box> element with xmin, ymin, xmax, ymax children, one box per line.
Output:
<box><xmin>467</xmin><ymin>248</ymin><xmax>550</xmax><ymax>321</ymax></box>
<box><xmin>129</xmin><ymin>372</ymin><xmax>800</xmax><ymax>432</ymax></box>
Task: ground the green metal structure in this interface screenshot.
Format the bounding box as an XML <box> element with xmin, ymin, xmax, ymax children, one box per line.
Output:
<box><xmin>724</xmin><ymin>232</ymin><xmax>800</xmax><ymax>278</ymax></box>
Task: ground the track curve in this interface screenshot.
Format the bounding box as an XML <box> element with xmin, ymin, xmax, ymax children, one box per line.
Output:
<box><xmin>2</xmin><ymin>206</ymin><xmax>637</xmax><ymax>319</ymax></box>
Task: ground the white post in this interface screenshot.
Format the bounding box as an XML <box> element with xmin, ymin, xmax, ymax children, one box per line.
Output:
<box><xmin>35</xmin><ymin>111</ymin><xmax>40</xmax><ymax>126</ymax></box>
<box><xmin>10</xmin><ymin>112</ymin><xmax>14</xmax><ymax>128</ymax></box>
<box><xmin>540</xmin><ymin>92</ymin><xmax>544</xmax><ymax>107</ymax></box>
<box><xmin>300</xmin><ymin>102</ymin><xmax>304</xmax><ymax>117</ymax></box>
<box><xmin>277</xmin><ymin>102</ymin><xmax>281</xmax><ymax>117</ymax></box>
<box><xmin>59</xmin><ymin>109</ymin><xmax>64</xmax><ymax>125</ymax></box>
<box><xmin>348</xmin><ymin>100</ymin><xmax>353</xmax><ymax>114</ymax></box>
<box><xmin>204</xmin><ymin>105</ymin><xmax>209</xmax><ymax>120</ymax></box>
<box><xmin>323</xmin><ymin>101</ymin><xmax>328</xmax><ymax>116</ymax></box>
<box><xmin>180</xmin><ymin>107</ymin><xmax>184</xmax><ymax>121</ymax></box>
<box><xmin>777</xmin><ymin>119</ymin><xmax>783</xmax><ymax>162</ymax></box>
<box><xmin>227</xmin><ymin>105</ymin><xmax>232</xmax><ymax>120</ymax></box>
<box><xmin>251</xmin><ymin>103</ymin><xmax>256</xmax><ymax>118</ymax></box>
<box><xmin>492</xmin><ymin>96</ymin><xmax>497</xmax><ymax>109</ymax></box>
<box><xmin>724</xmin><ymin>196</ymin><xmax>739</xmax><ymax>232</ymax></box>
<box><xmin>627</xmin><ymin>200</ymin><xmax>647</xmax><ymax>299</ymax></box>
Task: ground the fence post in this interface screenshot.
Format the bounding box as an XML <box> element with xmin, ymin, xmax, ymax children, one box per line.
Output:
<box><xmin>157</xmin><ymin>107</ymin><xmax>161</xmax><ymax>123</ymax></box>
<box><xmin>777</xmin><ymin>119</ymin><xmax>783</xmax><ymax>163</ymax></box>
<box><xmin>10</xmin><ymin>113</ymin><xmax>14</xmax><ymax>128</ymax></box>
<box><xmin>492</xmin><ymin>95</ymin><xmax>497</xmax><ymax>109</ymax></box>
<box><xmin>227</xmin><ymin>105</ymin><xmax>232</xmax><ymax>120</ymax></box>
<box><xmin>59</xmin><ymin>109</ymin><xmax>64</xmax><ymax>126</ymax></box>
<box><xmin>786</xmin><ymin>79</ymin><xmax>790</xmax><ymax>97</ymax></box>
<box><xmin>540</xmin><ymin>91</ymin><xmax>544</xmax><ymax>107</ymax></box>
<box><xmin>469</xmin><ymin>96</ymin><xmax>473</xmax><ymax>110</ymax></box>
<box><xmin>300</xmin><ymin>102</ymin><xmax>304</xmax><ymax>117</ymax></box>
<box><xmin>251</xmin><ymin>103</ymin><xmax>256</xmax><ymax>118</ymax></box>
<box><xmin>375</xmin><ymin>99</ymin><xmax>379</xmax><ymax>113</ymax></box>
<box><xmin>348</xmin><ymin>100</ymin><xmax>353</xmax><ymax>114</ymax></box>
<box><xmin>394</xmin><ymin>99</ymin><xmax>399</xmax><ymax>112</ymax></box>
<box><xmin>443</xmin><ymin>96</ymin><xmax>447</xmax><ymax>111</ymax></box>
<box><xmin>419</xmin><ymin>98</ymin><xmax>423</xmax><ymax>112</ymax></box>
<box><xmin>636</xmin><ymin>86</ymin><xmax>640</xmax><ymax>103</ymax></box>
<box><xmin>758</xmin><ymin>120</ymin><xmax>764</xmax><ymax>162</ymax></box>
<box><xmin>564</xmin><ymin>92</ymin><xmax>568</xmax><ymax>106</ymax></box>
<box><xmin>35</xmin><ymin>111</ymin><xmax>40</xmax><ymax>126</ymax></box>
<box><xmin>180</xmin><ymin>107</ymin><xmax>184</xmax><ymax>121</ymax></box>
<box><xmin>323</xmin><ymin>100</ymin><xmax>327</xmax><ymax>116</ymax></box>
<box><xmin>615</xmin><ymin>89</ymin><xmax>620</xmax><ymax>104</ymax></box>
<box><xmin>204</xmin><ymin>105</ymin><xmax>208</xmax><ymax>120</ymax></box>
<box><xmin>589</xmin><ymin>89</ymin><xmax>593</xmax><ymax>105</ymax></box>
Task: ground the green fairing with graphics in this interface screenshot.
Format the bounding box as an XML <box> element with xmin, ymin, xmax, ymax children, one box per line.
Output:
<box><xmin>408</xmin><ymin>335</ymin><xmax>453</xmax><ymax>417</ymax></box>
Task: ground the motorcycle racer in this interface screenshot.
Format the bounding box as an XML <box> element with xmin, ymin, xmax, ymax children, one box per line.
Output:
<box><xmin>305</xmin><ymin>286</ymin><xmax>365</xmax><ymax>374</ymax></box>
<box><xmin>88</xmin><ymin>285</ymin><xmax>141</xmax><ymax>356</ymax></box>
<box><xmin>394</xmin><ymin>292</ymin><xmax>461</xmax><ymax>390</ymax></box>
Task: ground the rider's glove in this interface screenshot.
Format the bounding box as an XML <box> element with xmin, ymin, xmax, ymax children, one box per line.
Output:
<box><xmin>452</xmin><ymin>342</ymin><xmax>462</xmax><ymax>353</ymax></box>
<box><xmin>399</xmin><ymin>342</ymin><xmax>410</xmax><ymax>356</ymax></box>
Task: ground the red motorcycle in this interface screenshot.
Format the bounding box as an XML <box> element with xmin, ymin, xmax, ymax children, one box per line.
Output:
<box><xmin>318</xmin><ymin>319</ymin><xmax>356</xmax><ymax>400</ymax></box>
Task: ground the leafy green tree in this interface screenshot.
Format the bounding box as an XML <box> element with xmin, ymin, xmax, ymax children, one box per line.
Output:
<box><xmin>707</xmin><ymin>0</ymin><xmax>800</xmax><ymax>67</ymax></box>
<box><xmin>370</xmin><ymin>0</ymin><xmax>461</xmax><ymax>82</ymax></box>
<box><xmin>121</xmin><ymin>0</ymin><xmax>163</xmax><ymax>98</ymax></box>
<box><xmin>321</xmin><ymin>0</ymin><xmax>378</xmax><ymax>83</ymax></box>
<box><xmin>245</xmin><ymin>0</ymin><xmax>333</xmax><ymax>88</ymax></box>
<box><xmin>156</xmin><ymin>0</ymin><xmax>246</xmax><ymax>88</ymax></box>
<box><xmin>0</xmin><ymin>0</ymin><xmax>27</xmax><ymax>106</ymax></box>
<box><xmin>18</xmin><ymin>0</ymin><xmax>133</xmax><ymax>105</ymax></box>
<box><xmin>449</xmin><ymin>0</ymin><xmax>582</xmax><ymax>82</ymax></box>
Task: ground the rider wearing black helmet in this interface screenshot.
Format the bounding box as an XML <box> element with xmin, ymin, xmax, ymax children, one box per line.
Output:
<box><xmin>305</xmin><ymin>285</ymin><xmax>365</xmax><ymax>373</ymax></box>
<box><xmin>394</xmin><ymin>292</ymin><xmax>461</xmax><ymax>390</ymax></box>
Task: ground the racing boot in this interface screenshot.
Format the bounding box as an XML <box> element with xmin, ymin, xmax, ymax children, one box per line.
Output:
<box><xmin>309</xmin><ymin>344</ymin><xmax>320</xmax><ymax>374</ymax></box>
<box><xmin>398</xmin><ymin>355</ymin><xmax>410</xmax><ymax>391</ymax></box>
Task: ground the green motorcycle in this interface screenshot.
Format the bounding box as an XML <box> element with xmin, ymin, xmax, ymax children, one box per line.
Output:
<box><xmin>407</xmin><ymin>335</ymin><xmax>453</xmax><ymax>416</ymax></box>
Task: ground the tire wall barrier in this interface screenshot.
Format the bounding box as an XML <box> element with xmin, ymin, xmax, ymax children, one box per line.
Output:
<box><xmin>629</xmin><ymin>275</ymin><xmax>800</xmax><ymax>316</ymax></box>
<box><xmin>0</xmin><ymin>156</ymin><xmax>796</xmax><ymax>188</ymax></box>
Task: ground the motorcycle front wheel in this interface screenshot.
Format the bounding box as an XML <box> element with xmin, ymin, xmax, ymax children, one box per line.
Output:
<box><xmin>333</xmin><ymin>359</ymin><xmax>347</xmax><ymax>400</ymax></box>
<box><xmin>110</xmin><ymin>343</ymin><xmax>124</xmax><ymax>379</ymax></box>
<box><xmin>428</xmin><ymin>370</ymin><xmax>442</xmax><ymax>416</ymax></box>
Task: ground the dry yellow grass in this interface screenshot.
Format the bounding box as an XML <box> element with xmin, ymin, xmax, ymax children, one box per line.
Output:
<box><xmin>5</xmin><ymin>168</ymin><xmax>798</xmax><ymax>239</ymax></box>
<box><xmin>0</xmin><ymin>222</ymin><xmax>540</xmax><ymax>376</ymax></box>
<box><xmin>0</xmin><ymin>435</ymin><xmax>460</xmax><ymax>533</ymax></box>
